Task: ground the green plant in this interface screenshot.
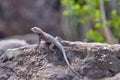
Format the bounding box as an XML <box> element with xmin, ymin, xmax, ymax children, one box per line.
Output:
<box><xmin>108</xmin><ymin>10</ymin><xmax>120</xmax><ymax>40</ymax></box>
<box><xmin>61</xmin><ymin>0</ymin><xmax>120</xmax><ymax>43</ymax></box>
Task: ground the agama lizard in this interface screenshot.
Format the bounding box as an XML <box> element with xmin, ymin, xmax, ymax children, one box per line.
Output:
<box><xmin>31</xmin><ymin>27</ymin><xmax>80</xmax><ymax>78</ymax></box>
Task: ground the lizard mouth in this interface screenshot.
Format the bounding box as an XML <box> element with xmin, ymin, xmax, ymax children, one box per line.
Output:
<box><xmin>31</xmin><ymin>27</ymin><xmax>39</xmax><ymax>33</ymax></box>
<box><xmin>31</xmin><ymin>27</ymin><xmax>36</xmax><ymax>32</ymax></box>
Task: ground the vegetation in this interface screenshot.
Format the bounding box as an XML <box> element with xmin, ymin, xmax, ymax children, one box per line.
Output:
<box><xmin>61</xmin><ymin>0</ymin><xmax>120</xmax><ymax>43</ymax></box>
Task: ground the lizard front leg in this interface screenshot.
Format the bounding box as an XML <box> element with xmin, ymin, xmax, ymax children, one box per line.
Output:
<box><xmin>38</xmin><ymin>34</ymin><xmax>42</xmax><ymax>46</ymax></box>
<box><xmin>34</xmin><ymin>34</ymin><xmax>42</xmax><ymax>52</ymax></box>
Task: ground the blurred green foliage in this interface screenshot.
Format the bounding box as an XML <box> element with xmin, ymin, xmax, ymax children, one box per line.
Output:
<box><xmin>61</xmin><ymin>0</ymin><xmax>120</xmax><ymax>42</ymax></box>
<box><xmin>86</xmin><ymin>29</ymin><xmax>103</xmax><ymax>42</ymax></box>
<box><xmin>108</xmin><ymin>10</ymin><xmax>120</xmax><ymax>39</ymax></box>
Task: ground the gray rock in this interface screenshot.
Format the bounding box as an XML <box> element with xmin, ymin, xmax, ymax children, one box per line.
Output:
<box><xmin>0</xmin><ymin>39</ymin><xmax>29</xmax><ymax>55</ymax></box>
<box><xmin>0</xmin><ymin>41</ymin><xmax>120</xmax><ymax>80</ymax></box>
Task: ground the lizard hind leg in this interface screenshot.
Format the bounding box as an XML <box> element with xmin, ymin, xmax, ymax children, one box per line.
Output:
<box><xmin>55</xmin><ymin>36</ymin><xmax>62</xmax><ymax>43</ymax></box>
<box><xmin>49</xmin><ymin>36</ymin><xmax>61</xmax><ymax>51</ymax></box>
<box><xmin>49</xmin><ymin>43</ymin><xmax>55</xmax><ymax>51</ymax></box>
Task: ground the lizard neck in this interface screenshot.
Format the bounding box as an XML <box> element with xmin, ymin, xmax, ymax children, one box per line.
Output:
<box><xmin>40</xmin><ymin>31</ymin><xmax>47</xmax><ymax>41</ymax></box>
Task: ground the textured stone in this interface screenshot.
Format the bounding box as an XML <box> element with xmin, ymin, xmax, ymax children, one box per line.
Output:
<box><xmin>0</xmin><ymin>40</ymin><xmax>120</xmax><ymax>80</ymax></box>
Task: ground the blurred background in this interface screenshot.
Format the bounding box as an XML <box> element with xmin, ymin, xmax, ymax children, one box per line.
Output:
<box><xmin>0</xmin><ymin>0</ymin><xmax>120</xmax><ymax>44</ymax></box>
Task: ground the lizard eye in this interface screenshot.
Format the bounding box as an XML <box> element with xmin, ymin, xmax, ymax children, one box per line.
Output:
<box><xmin>34</xmin><ymin>28</ymin><xmax>37</xmax><ymax>31</ymax></box>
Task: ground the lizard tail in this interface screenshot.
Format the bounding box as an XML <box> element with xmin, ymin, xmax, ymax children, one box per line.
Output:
<box><xmin>61</xmin><ymin>47</ymin><xmax>80</xmax><ymax>79</ymax></box>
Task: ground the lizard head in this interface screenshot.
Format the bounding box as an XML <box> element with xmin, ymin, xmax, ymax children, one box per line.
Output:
<box><xmin>31</xmin><ymin>27</ymin><xmax>43</xmax><ymax>34</ymax></box>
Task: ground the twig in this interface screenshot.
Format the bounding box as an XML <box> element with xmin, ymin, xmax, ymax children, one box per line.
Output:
<box><xmin>99</xmin><ymin>0</ymin><xmax>117</xmax><ymax>44</ymax></box>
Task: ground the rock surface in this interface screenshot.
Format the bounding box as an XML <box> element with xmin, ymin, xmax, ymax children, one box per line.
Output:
<box><xmin>0</xmin><ymin>39</ymin><xmax>120</xmax><ymax>80</ymax></box>
<box><xmin>0</xmin><ymin>39</ymin><xmax>29</xmax><ymax>56</ymax></box>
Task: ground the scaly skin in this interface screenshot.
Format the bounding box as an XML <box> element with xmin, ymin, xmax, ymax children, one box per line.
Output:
<box><xmin>31</xmin><ymin>27</ymin><xmax>80</xmax><ymax>78</ymax></box>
